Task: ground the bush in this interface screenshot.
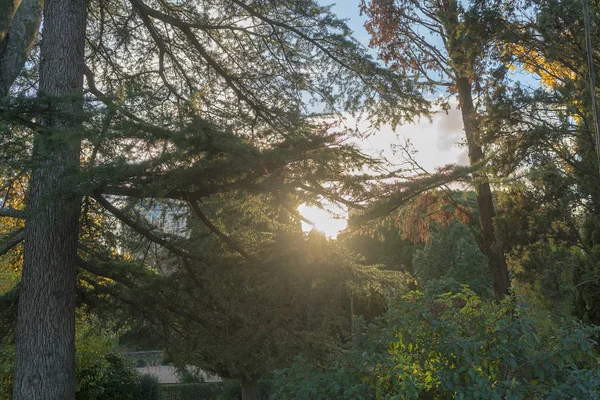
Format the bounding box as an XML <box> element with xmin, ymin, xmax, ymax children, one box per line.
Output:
<box><xmin>77</xmin><ymin>352</ymin><xmax>160</xmax><ymax>400</ymax></box>
<box><xmin>0</xmin><ymin>334</ymin><xmax>14</xmax><ymax>400</ymax></box>
<box><xmin>158</xmin><ymin>378</ymin><xmax>274</xmax><ymax>400</ymax></box>
<box><xmin>218</xmin><ymin>380</ymin><xmax>241</xmax><ymax>400</ymax></box>
<box><xmin>160</xmin><ymin>383</ymin><xmax>223</xmax><ymax>400</ymax></box>
<box><xmin>217</xmin><ymin>377</ymin><xmax>274</xmax><ymax>400</ymax></box>
<box><xmin>273</xmin><ymin>289</ymin><xmax>600</xmax><ymax>399</ymax></box>
<box><xmin>134</xmin><ymin>374</ymin><xmax>160</xmax><ymax>400</ymax></box>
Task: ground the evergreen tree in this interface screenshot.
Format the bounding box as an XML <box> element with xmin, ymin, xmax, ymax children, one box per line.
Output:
<box><xmin>360</xmin><ymin>0</ymin><xmax>514</xmax><ymax>299</ymax></box>
<box><xmin>492</xmin><ymin>0</ymin><xmax>600</xmax><ymax>321</ymax></box>
<box><xmin>0</xmin><ymin>0</ymin><xmax>427</xmax><ymax>397</ymax></box>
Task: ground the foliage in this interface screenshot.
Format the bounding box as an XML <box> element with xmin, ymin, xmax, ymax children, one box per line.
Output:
<box><xmin>492</xmin><ymin>0</ymin><xmax>600</xmax><ymax>322</ymax></box>
<box><xmin>218</xmin><ymin>378</ymin><xmax>274</xmax><ymax>400</ymax></box>
<box><xmin>272</xmin><ymin>290</ymin><xmax>600</xmax><ymax>399</ymax></box>
<box><xmin>134</xmin><ymin>374</ymin><xmax>160</xmax><ymax>400</ymax></box>
<box><xmin>0</xmin><ymin>333</ymin><xmax>14</xmax><ymax>400</ymax></box>
<box><xmin>77</xmin><ymin>352</ymin><xmax>161</xmax><ymax>400</ymax></box>
<box><xmin>158</xmin><ymin>379</ymin><xmax>274</xmax><ymax>400</ymax></box>
<box><xmin>1</xmin><ymin>312</ymin><xmax>158</xmax><ymax>400</ymax></box>
<box><xmin>143</xmin><ymin>208</ymin><xmax>408</xmax><ymax>387</ymax></box>
<box><xmin>75</xmin><ymin>315</ymin><xmax>160</xmax><ymax>400</ymax></box>
<box><xmin>339</xmin><ymin>216</ymin><xmax>420</xmax><ymax>275</ymax></box>
<box><xmin>159</xmin><ymin>383</ymin><xmax>223</xmax><ymax>400</ymax></box>
<box><xmin>413</xmin><ymin>222</ymin><xmax>492</xmax><ymax>298</ymax></box>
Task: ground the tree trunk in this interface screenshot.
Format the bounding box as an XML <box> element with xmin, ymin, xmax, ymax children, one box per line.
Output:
<box><xmin>0</xmin><ymin>0</ymin><xmax>43</xmax><ymax>97</ymax></box>
<box><xmin>455</xmin><ymin>76</ymin><xmax>511</xmax><ymax>301</ymax></box>
<box><xmin>12</xmin><ymin>0</ymin><xmax>86</xmax><ymax>398</ymax></box>
<box><xmin>241</xmin><ymin>377</ymin><xmax>258</xmax><ymax>400</ymax></box>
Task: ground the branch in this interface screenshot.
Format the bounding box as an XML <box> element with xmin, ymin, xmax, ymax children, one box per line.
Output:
<box><xmin>297</xmin><ymin>183</ymin><xmax>366</xmax><ymax>210</ymax></box>
<box><xmin>355</xmin><ymin>165</ymin><xmax>473</xmax><ymax>223</ymax></box>
<box><xmin>94</xmin><ymin>195</ymin><xmax>196</xmax><ymax>261</ymax></box>
<box><xmin>76</xmin><ymin>256</ymin><xmax>135</xmax><ymax>288</ymax></box>
<box><xmin>187</xmin><ymin>200</ymin><xmax>253</xmax><ymax>262</ymax></box>
<box><xmin>0</xmin><ymin>229</ymin><xmax>24</xmax><ymax>256</ymax></box>
<box><xmin>84</xmin><ymin>65</ymin><xmax>177</xmax><ymax>138</ymax></box>
<box><xmin>0</xmin><ymin>207</ymin><xmax>24</xmax><ymax>218</ymax></box>
<box><xmin>230</xmin><ymin>0</ymin><xmax>361</xmax><ymax>77</ymax></box>
<box><xmin>80</xmin><ymin>271</ymin><xmax>211</xmax><ymax>330</ymax></box>
<box><xmin>280</xmin><ymin>201</ymin><xmax>315</xmax><ymax>227</ymax></box>
<box><xmin>128</xmin><ymin>0</ymin><xmax>271</xmax><ymax>121</ymax></box>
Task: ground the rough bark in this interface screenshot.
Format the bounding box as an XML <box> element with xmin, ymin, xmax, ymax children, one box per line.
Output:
<box><xmin>241</xmin><ymin>377</ymin><xmax>258</xmax><ymax>400</ymax></box>
<box><xmin>0</xmin><ymin>0</ymin><xmax>43</xmax><ymax>97</ymax></box>
<box><xmin>12</xmin><ymin>0</ymin><xmax>86</xmax><ymax>398</ymax></box>
<box><xmin>456</xmin><ymin>76</ymin><xmax>511</xmax><ymax>300</ymax></box>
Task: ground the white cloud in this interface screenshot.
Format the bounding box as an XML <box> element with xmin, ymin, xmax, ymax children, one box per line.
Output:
<box><xmin>344</xmin><ymin>106</ymin><xmax>466</xmax><ymax>173</ymax></box>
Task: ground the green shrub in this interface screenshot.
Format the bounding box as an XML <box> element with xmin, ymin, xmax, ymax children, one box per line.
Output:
<box><xmin>77</xmin><ymin>352</ymin><xmax>160</xmax><ymax>400</ymax></box>
<box><xmin>217</xmin><ymin>377</ymin><xmax>274</xmax><ymax>400</ymax></box>
<box><xmin>273</xmin><ymin>289</ymin><xmax>600</xmax><ymax>399</ymax></box>
<box><xmin>134</xmin><ymin>374</ymin><xmax>160</xmax><ymax>400</ymax></box>
<box><xmin>218</xmin><ymin>380</ymin><xmax>241</xmax><ymax>400</ymax></box>
<box><xmin>158</xmin><ymin>379</ymin><xmax>274</xmax><ymax>400</ymax></box>
<box><xmin>160</xmin><ymin>383</ymin><xmax>223</xmax><ymax>400</ymax></box>
<box><xmin>0</xmin><ymin>334</ymin><xmax>14</xmax><ymax>400</ymax></box>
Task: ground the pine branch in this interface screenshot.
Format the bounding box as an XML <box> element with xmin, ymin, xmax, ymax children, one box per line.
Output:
<box><xmin>0</xmin><ymin>229</ymin><xmax>24</xmax><ymax>256</ymax></box>
<box><xmin>188</xmin><ymin>200</ymin><xmax>253</xmax><ymax>262</ymax></box>
<box><xmin>76</xmin><ymin>256</ymin><xmax>135</xmax><ymax>288</ymax></box>
<box><xmin>128</xmin><ymin>0</ymin><xmax>271</xmax><ymax>122</ymax></box>
<box><xmin>93</xmin><ymin>195</ymin><xmax>197</xmax><ymax>261</ymax></box>
<box><xmin>279</xmin><ymin>201</ymin><xmax>315</xmax><ymax>227</ymax></box>
<box><xmin>0</xmin><ymin>207</ymin><xmax>24</xmax><ymax>218</ymax></box>
<box><xmin>80</xmin><ymin>273</ymin><xmax>211</xmax><ymax>330</ymax></box>
<box><xmin>355</xmin><ymin>165</ymin><xmax>474</xmax><ymax>223</ymax></box>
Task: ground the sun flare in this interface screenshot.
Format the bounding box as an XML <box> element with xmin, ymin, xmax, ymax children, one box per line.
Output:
<box><xmin>297</xmin><ymin>203</ymin><xmax>348</xmax><ymax>238</ymax></box>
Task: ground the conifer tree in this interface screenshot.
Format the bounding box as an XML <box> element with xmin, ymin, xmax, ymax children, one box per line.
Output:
<box><xmin>493</xmin><ymin>0</ymin><xmax>600</xmax><ymax>321</ymax></box>
<box><xmin>0</xmin><ymin>0</ymin><xmax>427</xmax><ymax>397</ymax></box>
<box><xmin>360</xmin><ymin>0</ymin><xmax>513</xmax><ymax>299</ymax></box>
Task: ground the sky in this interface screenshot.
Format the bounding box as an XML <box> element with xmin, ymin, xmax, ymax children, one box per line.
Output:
<box><xmin>299</xmin><ymin>1</ymin><xmax>467</xmax><ymax>237</ymax></box>
<box><xmin>323</xmin><ymin>1</ymin><xmax>468</xmax><ymax>170</ymax></box>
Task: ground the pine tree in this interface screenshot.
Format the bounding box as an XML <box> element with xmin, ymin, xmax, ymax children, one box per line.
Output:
<box><xmin>360</xmin><ymin>0</ymin><xmax>514</xmax><ymax>299</ymax></box>
<box><xmin>0</xmin><ymin>0</ymin><xmax>427</xmax><ymax>397</ymax></box>
<box><xmin>493</xmin><ymin>0</ymin><xmax>600</xmax><ymax>321</ymax></box>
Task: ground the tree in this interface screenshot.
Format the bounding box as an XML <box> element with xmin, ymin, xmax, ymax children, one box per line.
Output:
<box><xmin>413</xmin><ymin>221</ymin><xmax>492</xmax><ymax>298</ymax></box>
<box><xmin>89</xmin><ymin>192</ymin><xmax>406</xmax><ymax>400</ymax></box>
<box><xmin>491</xmin><ymin>0</ymin><xmax>600</xmax><ymax>322</ymax></box>
<box><xmin>1</xmin><ymin>0</ymin><xmax>426</xmax><ymax>397</ymax></box>
<box><xmin>10</xmin><ymin>0</ymin><xmax>86</xmax><ymax>398</ymax></box>
<box><xmin>360</xmin><ymin>0</ymin><xmax>513</xmax><ymax>299</ymax></box>
<box><xmin>0</xmin><ymin>0</ymin><xmax>42</xmax><ymax>98</ymax></box>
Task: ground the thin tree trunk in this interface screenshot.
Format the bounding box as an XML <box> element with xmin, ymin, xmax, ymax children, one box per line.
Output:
<box><xmin>12</xmin><ymin>0</ymin><xmax>86</xmax><ymax>398</ymax></box>
<box><xmin>456</xmin><ymin>76</ymin><xmax>511</xmax><ymax>300</ymax></box>
<box><xmin>241</xmin><ymin>377</ymin><xmax>258</xmax><ymax>400</ymax></box>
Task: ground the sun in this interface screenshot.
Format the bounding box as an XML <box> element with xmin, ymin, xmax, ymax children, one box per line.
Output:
<box><xmin>297</xmin><ymin>203</ymin><xmax>348</xmax><ymax>238</ymax></box>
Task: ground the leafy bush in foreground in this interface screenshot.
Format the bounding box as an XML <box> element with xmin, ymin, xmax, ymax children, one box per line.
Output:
<box><xmin>273</xmin><ymin>290</ymin><xmax>600</xmax><ymax>399</ymax></box>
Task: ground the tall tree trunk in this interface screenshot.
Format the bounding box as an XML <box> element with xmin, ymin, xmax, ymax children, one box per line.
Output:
<box><xmin>12</xmin><ymin>0</ymin><xmax>86</xmax><ymax>398</ymax></box>
<box><xmin>241</xmin><ymin>377</ymin><xmax>258</xmax><ymax>400</ymax></box>
<box><xmin>455</xmin><ymin>76</ymin><xmax>510</xmax><ymax>300</ymax></box>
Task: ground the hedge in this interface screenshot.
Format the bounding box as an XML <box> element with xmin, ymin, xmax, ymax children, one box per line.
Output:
<box><xmin>159</xmin><ymin>379</ymin><xmax>273</xmax><ymax>400</ymax></box>
<box><xmin>160</xmin><ymin>383</ymin><xmax>223</xmax><ymax>400</ymax></box>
